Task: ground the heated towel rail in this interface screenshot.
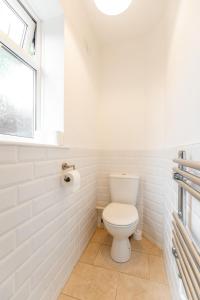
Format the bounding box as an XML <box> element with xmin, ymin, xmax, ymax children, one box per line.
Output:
<box><xmin>173</xmin><ymin>151</ymin><xmax>200</xmax><ymax>300</ymax></box>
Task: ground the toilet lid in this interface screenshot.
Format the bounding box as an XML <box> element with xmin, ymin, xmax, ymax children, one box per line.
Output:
<box><xmin>103</xmin><ymin>203</ymin><xmax>138</xmax><ymax>226</ymax></box>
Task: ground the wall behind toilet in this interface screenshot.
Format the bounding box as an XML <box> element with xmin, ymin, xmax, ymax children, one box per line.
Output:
<box><xmin>96</xmin><ymin>17</ymin><xmax>167</xmax><ymax>245</ymax></box>
<box><xmin>97</xmin><ymin>40</ymin><xmax>147</xmax><ymax>151</ymax></box>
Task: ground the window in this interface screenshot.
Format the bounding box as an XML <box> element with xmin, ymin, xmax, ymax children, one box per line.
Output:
<box><xmin>0</xmin><ymin>0</ymin><xmax>40</xmax><ymax>138</ymax></box>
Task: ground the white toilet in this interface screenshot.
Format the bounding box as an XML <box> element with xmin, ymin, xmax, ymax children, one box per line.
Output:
<box><xmin>103</xmin><ymin>173</ymin><xmax>139</xmax><ymax>263</ymax></box>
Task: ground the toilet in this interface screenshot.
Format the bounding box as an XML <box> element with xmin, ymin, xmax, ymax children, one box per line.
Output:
<box><xmin>103</xmin><ymin>173</ymin><xmax>139</xmax><ymax>263</ymax></box>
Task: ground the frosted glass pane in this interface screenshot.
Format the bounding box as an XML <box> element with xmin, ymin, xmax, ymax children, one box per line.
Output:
<box><xmin>0</xmin><ymin>45</ymin><xmax>35</xmax><ymax>137</ymax></box>
<box><xmin>0</xmin><ymin>0</ymin><xmax>26</xmax><ymax>46</ymax></box>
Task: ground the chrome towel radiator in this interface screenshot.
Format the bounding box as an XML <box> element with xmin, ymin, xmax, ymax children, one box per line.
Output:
<box><xmin>173</xmin><ymin>151</ymin><xmax>200</xmax><ymax>300</ymax></box>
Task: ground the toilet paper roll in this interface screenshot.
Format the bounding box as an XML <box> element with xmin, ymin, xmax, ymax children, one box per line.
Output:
<box><xmin>62</xmin><ymin>170</ymin><xmax>81</xmax><ymax>192</ymax></box>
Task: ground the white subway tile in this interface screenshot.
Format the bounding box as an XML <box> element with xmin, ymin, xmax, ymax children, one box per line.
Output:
<box><xmin>0</xmin><ymin>164</ymin><xmax>33</xmax><ymax>189</ymax></box>
<box><xmin>15</xmin><ymin>223</ymin><xmax>67</xmax><ymax>289</ymax></box>
<box><xmin>28</xmin><ymin>262</ymin><xmax>58</xmax><ymax>300</ymax></box>
<box><xmin>0</xmin><ymin>204</ymin><xmax>31</xmax><ymax>236</ymax></box>
<box><xmin>40</xmin><ymin>285</ymin><xmax>53</xmax><ymax>300</ymax></box>
<box><xmin>31</xmin><ymin>210</ymin><xmax>68</xmax><ymax>252</ymax></box>
<box><xmin>0</xmin><ymin>146</ymin><xmax>17</xmax><ymax>164</ymax></box>
<box><xmin>14</xmin><ymin>258</ymin><xmax>32</xmax><ymax>291</ymax></box>
<box><xmin>0</xmin><ymin>277</ymin><xmax>14</xmax><ymax>300</ymax></box>
<box><xmin>0</xmin><ymin>187</ymin><xmax>17</xmax><ymax>213</ymax></box>
<box><xmin>18</xmin><ymin>175</ymin><xmax>61</xmax><ymax>203</ymax></box>
<box><xmin>18</xmin><ymin>178</ymin><xmax>46</xmax><ymax>203</ymax></box>
<box><xmin>18</xmin><ymin>146</ymin><xmax>46</xmax><ymax>162</ymax></box>
<box><xmin>0</xmin><ymin>232</ymin><xmax>15</xmax><ymax>260</ymax></box>
<box><xmin>11</xmin><ymin>281</ymin><xmax>30</xmax><ymax>300</ymax></box>
<box><xmin>34</xmin><ymin>160</ymin><xmax>61</xmax><ymax>178</ymax></box>
<box><xmin>47</xmin><ymin>148</ymin><xmax>69</xmax><ymax>159</ymax></box>
<box><xmin>16</xmin><ymin>203</ymin><xmax>63</xmax><ymax>245</ymax></box>
<box><xmin>31</xmin><ymin>236</ymin><xmax>72</xmax><ymax>289</ymax></box>
<box><xmin>0</xmin><ymin>241</ymin><xmax>31</xmax><ymax>283</ymax></box>
<box><xmin>32</xmin><ymin>190</ymin><xmax>60</xmax><ymax>216</ymax></box>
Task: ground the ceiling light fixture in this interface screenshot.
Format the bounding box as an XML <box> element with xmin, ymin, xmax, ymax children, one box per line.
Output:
<box><xmin>94</xmin><ymin>0</ymin><xmax>132</xmax><ymax>16</ymax></box>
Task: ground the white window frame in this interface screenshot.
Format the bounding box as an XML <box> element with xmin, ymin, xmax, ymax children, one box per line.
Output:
<box><xmin>0</xmin><ymin>0</ymin><xmax>42</xmax><ymax>142</ymax></box>
<box><xmin>1</xmin><ymin>0</ymin><xmax>36</xmax><ymax>49</ymax></box>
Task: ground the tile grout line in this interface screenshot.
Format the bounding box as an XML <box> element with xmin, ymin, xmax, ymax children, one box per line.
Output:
<box><xmin>60</xmin><ymin>293</ymin><xmax>80</xmax><ymax>300</ymax></box>
<box><xmin>78</xmin><ymin>261</ymin><xmax>168</xmax><ymax>285</ymax></box>
<box><xmin>114</xmin><ymin>272</ymin><xmax>120</xmax><ymax>300</ymax></box>
<box><xmin>61</xmin><ymin>229</ymin><xmax>170</xmax><ymax>300</ymax></box>
<box><xmin>80</xmin><ymin>250</ymin><xmax>169</xmax><ymax>286</ymax></box>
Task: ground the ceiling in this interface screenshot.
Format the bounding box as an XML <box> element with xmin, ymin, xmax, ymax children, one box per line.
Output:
<box><xmin>26</xmin><ymin>0</ymin><xmax>63</xmax><ymax>20</ymax></box>
<box><xmin>83</xmin><ymin>0</ymin><xmax>167</xmax><ymax>45</ymax></box>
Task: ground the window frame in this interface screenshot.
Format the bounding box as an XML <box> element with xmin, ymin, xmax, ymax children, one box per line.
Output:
<box><xmin>0</xmin><ymin>0</ymin><xmax>41</xmax><ymax>140</ymax></box>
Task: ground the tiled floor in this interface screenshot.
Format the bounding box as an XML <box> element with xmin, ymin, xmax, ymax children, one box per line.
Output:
<box><xmin>58</xmin><ymin>228</ymin><xmax>171</xmax><ymax>300</ymax></box>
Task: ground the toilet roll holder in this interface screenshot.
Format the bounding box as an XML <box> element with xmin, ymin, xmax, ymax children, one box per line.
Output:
<box><xmin>62</xmin><ymin>162</ymin><xmax>76</xmax><ymax>171</ymax></box>
<box><xmin>62</xmin><ymin>162</ymin><xmax>76</xmax><ymax>183</ymax></box>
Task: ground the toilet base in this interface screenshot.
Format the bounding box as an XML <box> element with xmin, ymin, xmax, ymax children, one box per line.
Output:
<box><xmin>111</xmin><ymin>237</ymin><xmax>131</xmax><ymax>263</ymax></box>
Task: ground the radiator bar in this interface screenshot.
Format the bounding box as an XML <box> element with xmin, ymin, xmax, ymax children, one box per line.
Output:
<box><xmin>174</xmin><ymin>179</ymin><xmax>200</xmax><ymax>202</ymax></box>
<box><xmin>173</xmin><ymin>159</ymin><xmax>200</xmax><ymax>171</ymax></box>
<box><xmin>173</xmin><ymin>167</ymin><xmax>200</xmax><ymax>186</ymax></box>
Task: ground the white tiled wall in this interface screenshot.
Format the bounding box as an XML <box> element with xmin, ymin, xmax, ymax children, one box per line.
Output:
<box><xmin>97</xmin><ymin>150</ymin><xmax>165</xmax><ymax>247</ymax></box>
<box><xmin>0</xmin><ymin>145</ymin><xmax>97</xmax><ymax>300</ymax></box>
<box><xmin>97</xmin><ymin>146</ymin><xmax>200</xmax><ymax>300</ymax></box>
<box><xmin>0</xmin><ymin>143</ymin><xmax>199</xmax><ymax>300</ymax></box>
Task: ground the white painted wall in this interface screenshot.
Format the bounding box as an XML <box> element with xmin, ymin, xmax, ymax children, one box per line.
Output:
<box><xmin>98</xmin><ymin>41</ymin><xmax>146</xmax><ymax>150</ymax></box>
<box><xmin>164</xmin><ymin>0</ymin><xmax>200</xmax><ymax>147</ymax></box>
<box><xmin>61</xmin><ymin>0</ymin><xmax>99</xmax><ymax>149</ymax></box>
<box><xmin>42</xmin><ymin>16</ymin><xmax>64</xmax><ymax>133</ymax></box>
<box><xmin>143</xmin><ymin>24</ymin><xmax>166</xmax><ymax>150</ymax></box>
<box><xmin>97</xmin><ymin>29</ymin><xmax>166</xmax><ymax>151</ymax></box>
<box><xmin>97</xmin><ymin>0</ymin><xmax>200</xmax><ymax>151</ymax></box>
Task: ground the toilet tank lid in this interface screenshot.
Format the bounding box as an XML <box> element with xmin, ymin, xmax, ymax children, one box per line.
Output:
<box><xmin>109</xmin><ymin>173</ymin><xmax>139</xmax><ymax>179</ymax></box>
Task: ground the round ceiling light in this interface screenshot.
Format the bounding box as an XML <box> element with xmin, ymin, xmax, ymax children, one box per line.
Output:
<box><xmin>94</xmin><ymin>0</ymin><xmax>132</xmax><ymax>16</ymax></box>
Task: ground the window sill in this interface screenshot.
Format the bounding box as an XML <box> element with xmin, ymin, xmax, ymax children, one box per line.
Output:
<box><xmin>0</xmin><ymin>131</ymin><xmax>68</xmax><ymax>149</ymax></box>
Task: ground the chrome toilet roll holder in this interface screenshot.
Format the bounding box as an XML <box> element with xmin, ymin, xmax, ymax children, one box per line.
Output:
<box><xmin>62</xmin><ymin>162</ymin><xmax>76</xmax><ymax>183</ymax></box>
<box><xmin>62</xmin><ymin>162</ymin><xmax>76</xmax><ymax>171</ymax></box>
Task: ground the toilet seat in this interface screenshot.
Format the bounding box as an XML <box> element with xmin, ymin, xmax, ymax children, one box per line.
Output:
<box><xmin>103</xmin><ymin>202</ymin><xmax>138</xmax><ymax>226</ymax></box>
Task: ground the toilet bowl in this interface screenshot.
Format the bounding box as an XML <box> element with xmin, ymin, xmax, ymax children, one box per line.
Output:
<box><xmin>103</xmin><ymin>202</ymin><xmax>139</xmax><ymax>262</ymax></box>
<box><xmin>102</xmin><ymin>173</ymin><xmax>140</xmax><ymax>263</ymax></box>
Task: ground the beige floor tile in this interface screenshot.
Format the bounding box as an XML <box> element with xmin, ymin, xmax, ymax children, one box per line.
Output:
<box><xmin>80</xmin><ymin>242</ymin><xmax>101</xmax><ymax>264</ymax></box>
<box><xmin>86</xmin><ymin>266</ymin><xmax>119</xmax><ymax>300</ymax></box>
<box><xmin>63</xmin><ymin>263</ymin><xmax>95</xmax><ymax>299</ymax></box>
<box><xmin>116</xmin><ymin>273</ymin><xmax>171</xmax><ymax>300</ymax></box>
<box><xmin>63</xmin><ymin>262</ymin><xmax>119</xmax><ymax>300</ymax></box>
<box><xmin>94</xmin><ymin>245</ymin><xmax>149</xmax><ymax>279</ymax></box>
<box><xmin>58</xmin><ymin>295</ymin><xmax>78</xmax><ymax>300</ymax></box>
<box><xmin>149</xmin><ymin>255</ymin><xmax>168</xmax><ymax>284</ymax></box>
<box><xmin>73</xmin><ymin>262</ymin><xmax>97</xmax><ymax>280</ymax></box>
<box><xmin>131</xmin><ymin>237</ymin><xmax>162</xmax><ymax>256</ymax></box>
<box><xmin>91</xmin><ymin>228</ymin><xmax>112</xmax><ymax>245</ymax></box>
